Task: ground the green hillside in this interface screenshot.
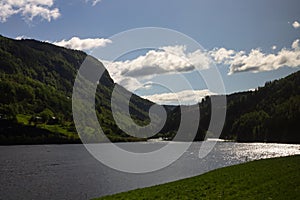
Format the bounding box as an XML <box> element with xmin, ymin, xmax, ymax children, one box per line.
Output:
<box><xmin>220</xmin><ymin>70</ymin><xmax>300</xmax><ymax>143</ymax></box>
<box><xmin>161</xmin><ymin>69</ymin><xmax>300</xmax><ymax>144</ymax></box>
<box><xmin>188</xmin><ymin>70</ymin><xmax>300</xmax><ymax>143</ymax></box>
<box><xmin>0</xmin><ymin>35</ymin><xmax>155</xmax><ymax>144</ymax></box>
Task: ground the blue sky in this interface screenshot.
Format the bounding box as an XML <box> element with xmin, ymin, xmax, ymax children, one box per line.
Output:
<box><xmin>1</xmin><ymin>0</ymin><xmax>300</xmax><ymax>104</ymax></box>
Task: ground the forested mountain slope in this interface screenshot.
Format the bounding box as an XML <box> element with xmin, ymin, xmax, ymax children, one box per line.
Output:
<box><xmin>221</xmin><ymin>70</ymin><xmax>300</xmax><ymax>143</ymax></box>
<box><xmin>0</xmin><ymin>35</ymin><xmax>155</xmax><ymax>144</ymax></box>
<box><xmin>0</xmin><ymin>35</ymin><xmax>299</xmax><ymax>144</ymax></box>
<box><xmin>193</xmin><ymin>70</ymin><xmax>300</xmax><ymax>143</ymax></box>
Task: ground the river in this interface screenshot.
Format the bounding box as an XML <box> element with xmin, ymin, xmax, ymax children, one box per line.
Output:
<box><xmin>0</xmin><ymin>141</ymin><xmax>299</xmax><ymax>200</ymax></box>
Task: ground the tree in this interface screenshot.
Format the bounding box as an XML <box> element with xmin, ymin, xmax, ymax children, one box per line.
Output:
<box><xmin>232</xmin><ymin>110</ymin><xmax>270</xmax><ymax>142</ymax></box>
<box><xmin>39</xmin><ymin>108</ymin><xmax>54</xmax><ymax>124</ymax></box>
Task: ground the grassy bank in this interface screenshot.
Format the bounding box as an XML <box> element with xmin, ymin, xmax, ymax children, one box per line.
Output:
<box><xmin>0</xmin><ymin>114</ymin><xmax>147</xmax><ymax>145</ymax></box>
<box><xmin>95</xmin><ymin>155</ymin><xmax>300</xmax><ymax>200</ymax></box>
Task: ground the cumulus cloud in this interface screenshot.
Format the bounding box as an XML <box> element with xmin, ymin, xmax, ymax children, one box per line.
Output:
<box><xmin>104</xmin><ymin>45</ymin><xmax>211</xmax><ymax>84</ymax></box>
<box><xmin>99</xmin><ymin>40</ymin><xmax>300</xmax><ymax>99</ymax></box>
<box><xmin>101</xmin><ymin>45</ymin><xmax>212</xmax><ymax>94</ymax></box>
<box><xmin>142</xmin><ymin>89</ymin><xmax>215</xmax><ymax>105</ymax></box>
<box><xmin>209</xmin><ymin>47</ymin><xmax>236</xmax><ymax>64</ymax></box>
<box><xmin>209</xmin><ymin>39</ymin><xmax>300</xmax><ymax>74</ymax></box>
<box><xmin>53</xmin><ymin>37</ymin><xmax>112</xmax><ymax>51</ymax></box>
<box><xmin>117</xmin><ymin>77</ymin><xmax>144</xmax><ymax>92</ymax></box>
<box><xmin>292</xmin><ymin>21</ymin><xmax>300</xmax><ymax>29</ymax></box>
<box><xmin>0</xmin><ymin>0</ymin><xmax>60</xmax><ymax>22</ymax></box>
<box><xmin>292</xmin><ymin>39</ymin><xmax>299</xmax><ymax>50</ymax></box>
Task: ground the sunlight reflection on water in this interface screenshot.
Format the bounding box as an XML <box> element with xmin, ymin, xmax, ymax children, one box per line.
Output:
<box><xmin>226</xmin><ymin>142</ymin><xmax>300</xmax><ymax>161</ymax></box>
<box><xmin>0</xmin><ymin>142</ymin><xmax>299</xmax><ymax>200</ymax></box>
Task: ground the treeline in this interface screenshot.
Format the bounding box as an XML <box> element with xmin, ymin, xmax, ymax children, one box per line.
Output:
<box><xmin>201</xmin><ymin>70</ymin><xmax>300</xmax><ymax>143</ymax></box>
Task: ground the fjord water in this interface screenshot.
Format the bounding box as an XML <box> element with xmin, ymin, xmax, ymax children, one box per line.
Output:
<box><xmin>0</xmin><ymin>142</ymin><xmax>299</xmax><ymax>200</ymax></box>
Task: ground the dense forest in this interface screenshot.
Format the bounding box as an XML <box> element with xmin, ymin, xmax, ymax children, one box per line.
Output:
<box><xmin>219</xmin><ymin>70</ymin><xmax>300</xmax><ymax>143</ymax></box>
<box><xmin>166</xmin><ymin>70</ymin><xmax>300</xmax><ymax>144</ymax></box>
<box><xmin>0</xmin><ymin>35</ymin><xmax>157</xmax><ymax>144</ymax></box>
<box><xmin>156</xmin><ymin>67</ymin><xmax>300</xmax><ymax>144</ymax></box>
<box><xmin>0</xmin><ymin>35</ymin><xmax>299</xmax><ymax>144</ymax></box>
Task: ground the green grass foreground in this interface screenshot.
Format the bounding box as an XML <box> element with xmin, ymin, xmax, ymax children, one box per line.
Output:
<box><xmin>94</xmin><ymin>155</ymin><xmax>300</xmax><ymax>200</ymax></box>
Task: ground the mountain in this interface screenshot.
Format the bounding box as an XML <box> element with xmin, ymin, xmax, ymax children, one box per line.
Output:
<box><xmin>220</xmin><ymin>70</ymin><xmax>300</xmax><ymax>143</ymax></box>
<box><xmin>0</xmin><ymin>35</ymin><xmax>159</xmax><ymax>144</ymax></box>
<box><xmin>167</xmin><ymin>70</ymin><xmax>300</xmax><ymax>144</ymax></box>
<box><xmin>0</xmin><ymin>35</ymin><xmax>299</xmax><ymax>144</ymax></box>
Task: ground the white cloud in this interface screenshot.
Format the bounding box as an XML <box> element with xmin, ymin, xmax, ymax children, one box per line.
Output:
<box><xmin>117</xmin><ymin>77</ymin><xmax>144</xmax><ymax>92</ymax></box>
<box><xmin>208</xmin><ymin>47</ymin><xmax>236</xmax><ymax>64</ymax></box>
<box><xmin>0</xmin><ymin>0</ymin><xmax>60</xmax><ymax>23</ymax></box>
<box><xmin>85</xmin><ymin>0</ymin><xmax>101</xmax><ymax>6</ymax></box>
<box><xmin>53</xmin><ymin>37</ymin><xmax>112</xmax><ymax>51</ymax></box>
<box><xmin>142</xmin><ymin>89</ymin><xmax>215</xmax><ymax>105</ymax></box>
<box><xmin>248</xmin><ymin>88</ymin><xmax>257</xmax><ymax>92</ymax></box>
<box><xmin>292</xmin><ymin>21</ymin><xmax>300</xmax><ymax>29</ymax></box>
<box><xmin>92</xmin><ymin>0</ymin><xmax>101</xmax><ymax>6</ymax></box>
<box><xmin>101</xmin><ymin>45</ymin><xmax>212</xmax><ymax>94</ymax></box>
<box><xmin>209</xmin><ymin>39</ymin><xmax>300</xmax><ymax>74</ymax></box>
<box><xmin>15</xmin><ymin>36</ymin><xmax>29</xmax><ymax>40</ymax></box>
<box><xmin>104</xmin><ymin>45</ymin><xmax>211</xmax><ymax>80</ymax></box>
<box><xmin>99</xmin><ymin>40</ymin><xmax>300</xmax><ymax>98</ymax></box>
<box><xmin>292</xmin><ymin>39</ymin><xmax>299</xmax><ymax>50</ymax></box>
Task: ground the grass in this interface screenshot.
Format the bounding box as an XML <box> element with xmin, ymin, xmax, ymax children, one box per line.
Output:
<box><xmin>16</xmin><ymin>114</ymin><xmax>31</xmax><ymax>125</ymax></box>
<box><xmin>16</xmin><ymin>114</ymin><xmax>79</xmax><ymax>139</ymax></box>
<box><xmin>94</xmin><ymin>155</ymin><xmax>300</xmax><ymax>200</ymax></box>
<box><xmin>14</xmin><ymin>114</ymin><xmax>144</xmax><ymax>143</ymax></box>
<box><xmin>39</xmin><ymin>124</ymin><xmax>78</xmax><ymax>138</ymax></box>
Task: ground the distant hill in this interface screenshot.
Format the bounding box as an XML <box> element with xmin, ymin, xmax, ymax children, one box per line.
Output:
<box><xmin>219</xmin><ymin>70</ymin><xmax>300</xmax><ymax>143</ymax></box>
<box><xmin>178</xmin><ymin>70</ymin><xmax>300</xmax><ymax>144</ymax></box>
<box><xmin>158</xmin><ymin>69</ymin><xmax>300</xmax><ymax>144</ymax></box>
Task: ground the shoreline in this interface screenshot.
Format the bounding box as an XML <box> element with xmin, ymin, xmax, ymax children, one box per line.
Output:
<box><xmin>1</xmin><ymin>138</ymin><xmax>300</xmax><ymax>146</ymax></box>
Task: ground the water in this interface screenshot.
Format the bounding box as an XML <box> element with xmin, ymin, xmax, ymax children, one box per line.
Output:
<box><xmin>0</xmin><ymin>142</ymin><xmax>299</xmax><ymax>200</ymax></box>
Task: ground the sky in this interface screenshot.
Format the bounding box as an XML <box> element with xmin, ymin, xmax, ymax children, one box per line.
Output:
<box><xmin>1</xmin><ymin>0</ymin><xmax>300</xmax><ymax>104</ymax></box>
